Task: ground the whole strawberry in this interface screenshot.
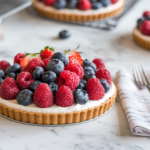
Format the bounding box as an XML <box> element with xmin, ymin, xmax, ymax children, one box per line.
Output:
<box><xmin>86</xmin><ymin>78</ymin><xmax>105</xmax><ymax>100</ymax></box>
<box><xmin>55</xmin><ymin>86</ymin><xmax>74</xmax><ymax>107</ymax></box>
<box><xmin>0</xmin><ymin>60</ymin><xmax>10</xmax><ymax>72</ymax></box>
<box><xmin>14</xmin><ymin>53</ymin><xmax>25</xmax><ymax>64</ymax></box>
<box><xmin>92</xmin><ymin>58</ymin><xmax>105</xmax><ymax>70</ymax></box>
<box><xmin>40</xmin><ymin>46</ymin><xmax>54</xmax><ymax>60</ymax></box>
<box><xmin>33</xmin><ymin>83</ymin><xmax>54</xmax><ymax>108</ymax></box>
<box><xmin>0</xmin><ymin>77</ymin><xmax>20</xmax><ymax>100</ymax></box>
<box><xmin>77</xmin><ymin>0</ymin><xmax>91</xmax><ymax>11</ymax></box>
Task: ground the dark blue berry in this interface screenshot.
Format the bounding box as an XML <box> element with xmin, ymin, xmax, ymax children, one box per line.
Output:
<box><xmin>84</xmin><ymin>73</ymin><xmax>96</xmax><ymax>81</ymax></box>
<box><xmin>48</xmin><ymin>82</ymin><xmax>58</xmax><ymax>96</ymax></box>
<box><xmin>83</xmin><ymin>66</ymin><xmax>95</xmax><ymax>75</ymax></box>
<box><xmin>137</xmin><ymin>17</ymin><xmax>145</xmax><ymax>29</ymax></box>
<box><xmin>51</xmin><ymin>52</ymin><xmax>69</xmax><ymax>66</ymax></box>
<box><xmin>5</xmin><ymin>73</ymin><xmax>16</xmax><ymax>80</ymax></box>
<box><xmin>41</xmin><ymin>71</ymin><xmax>57</xmax><ymax>84</ymax></box>
<box><xmin>6</xmin><ymin>63</ymin><xmax>21</xmax><ymax>75</ymax></box>
<box><xmin>100</xmin><ymin>79</ymin><xmax>110</xmax><ymax>93</ymax></box>
<box><xmin>101</xmin><ymin>0</ymin><xmax>110</xmax><ymax>7</ymax></box>
<box><xmin>146</xmin><ymin>16</ymin><xmax>150</xmax><ymax>21</ymax></box>
<box><xmin>0</xmin><ymin>70</ymin><xmax>4</xmax><ymax>79</ymax></box>
<box><xmin>32</xmin><ymin>67</ymin><xmax>44</xmax><ymax>80</ymax></box>
<box><xmin>46</xmin><ymin>59</ymin><xmax>64</xmax><ymax>76</ymax></box>
<box><xmin>67</xmin><ymin>0</ymin><xmax>78</xmax><ymax>9</ymax></box>
<box><xmin>74</xmin><ymin>89</ymin><xmax>89</xmax><ymax>105</ymax></box>
<box><xmin>29</xmin><ymin>81</ymin><xmax>42</xmax><ymax>92</ymax></box>
<box><xmin>76</xmin><ymin>79</ymin><xmax>87</xmax><ymax>89</ymax></box>
<box><xmin>92</xmin><ymin>2</ymin><xmax>103</xmax><ymax>9</ymax></box>
<box><xmin>59</xmin><ymin>30</ymin><xmax>71</xmax><ymax>39</ymax></box>
<box><xmin>90</xmin><ymin>0</ymin><xmax>97</xmax><ymax>2</ymax></box>
<box><xmin>83</xmin><ymin>59</ymin><xmax>96</xmax><ymax>72</ymax></box>
<box><xmin>16</xmin><ymin>89</ymin><xmax>33</xmax><ymax>106</ymax></box>
<box><xmin>0</xmin><ymin>78</ymin><xmax>3</xmax><ymax>85</ymax></box>
<box><xmin>54</xmin><ymin>0</ymin><xmax>67</xmax><ymax>9</ymax></box>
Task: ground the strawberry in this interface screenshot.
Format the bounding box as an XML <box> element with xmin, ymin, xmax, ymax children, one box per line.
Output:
<box><xmin>40</xmin><ymin>46</ymin><xmax>54</xmax><ymax>60</ymax></box>
<box><xmin>43</xmin><ymin>58</ymin><xmax>51</xmax><ymax>67</ymax></box>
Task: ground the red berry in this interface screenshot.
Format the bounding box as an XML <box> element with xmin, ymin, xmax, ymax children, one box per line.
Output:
<box><xmin>92</xmin><ymin>58</ymin><xmax>105</xmax><ymax>70</ymax></box>
<box><xmin>14</xmin><ymin>53</ymin><xmax>25</xmax><ymax>64</ymax></box>
<box><xmin>55</xmin><ymin>75</ymin><xmax>65</xmax><ymax>87</ymax></box>
<box><xmin>44</xmin><ymin>0</ymin><xmax>56</xmax><ymax>6</ymax></box>
<box><xmin>140</xmin><ymin>21</ymin><xmax>150</xmax><ymax>36</ymax></box>
<box><xmin>33</xmin><ymin>83</ymin><xmax>54</xmax><ymax>108</ymax></box>
<box><xmin>0</xmin><ymin>78</ymin><xmax>20</xmax><ymax>100</ymax></box>
<box><xmin>143</xmin><ymin>11</ymin><xmax>150</xmax><ymax>17</ymax></box>
<box><xmin>55</xmin><ymin>86</ymin><xmax>74</xmax><ymax>107</ymax></box>
<box><xmin>17</xmin><ymin>72</ymin><xmax>34</xmax><ymax>90</ymax></box>
<box><xmin>86</xmin><ymin>78</ymin><xmax>105</xmax><ymax>100</ymax></box>
<box><xmin>60</xmin><ymin>70</ymin><xmax>80</xmax><ymax>91</ymax></box>
<box><xmin>110</xmin><ymin>0</ymin><xmax>118</xmax><ymax>4</ymax></box>
<box><xmin>77</xmin><ymin>0</ymin><xmax>91</xmax><ymax>11</ymax></box>
<box><xmin>65</xmin><ymin>63</ymin><xmax>84</xmax><ymax>79</ymax></box>
<box><xmin>22</xmin><ymin>58</ymin><xmax>45</xmax><ymax>74</ymax></box>
<box><xmin>0</xmin><ymin>60</ymin><xmax>10</xmax><ymax>72</ymax></box>
<box><xmin>43</xmin><ymin>58</ymin><xmax>51</xmax><ymax>67</ymax></box>
<box><xmin>40</xmin><ymin>47</ymin><xmax>54</xmax><ymax>60</ymax></box>
<box><xmin>96</xmin><ymin>69</ymin><xmax>112</xmax><ymax>86</ymax></box>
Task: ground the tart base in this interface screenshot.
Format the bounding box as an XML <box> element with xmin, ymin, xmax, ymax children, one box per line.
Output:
<box><xmin>0</xmin><ymin>86</ymin><xmax>117</xmax><ymax>125</ymax></box>
<box><xmin>32</xmin><ymin>0</ymin><xmax>125</xmax><ymax>22</ymax></box>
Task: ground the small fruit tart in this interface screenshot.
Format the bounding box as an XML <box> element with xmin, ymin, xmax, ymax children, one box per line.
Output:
<box><xmin>0</xmin><ymin>46</ymin><xmax>117</xmax><ymax>125</ymax></box>
<box><xmin>133</xmin><ymin>11</ymin><xmax>150</xmax><ymax>50</ymax></box>
<box><xmin>32</xmin><ymin>0</ymin><xmax>125</xmax><ymax>22</ymax></box>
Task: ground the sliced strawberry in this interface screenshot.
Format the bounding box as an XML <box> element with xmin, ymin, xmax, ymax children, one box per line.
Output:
<box><xmin>40</xmin><ymin>46</ymin><xmax>54</xmax><ymax>60</ymax></box>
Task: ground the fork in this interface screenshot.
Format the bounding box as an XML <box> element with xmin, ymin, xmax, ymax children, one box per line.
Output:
<box><xmin>132</xmin><ymin>62</ymin><xmax>150</xmax><ymax>91</ymax></box>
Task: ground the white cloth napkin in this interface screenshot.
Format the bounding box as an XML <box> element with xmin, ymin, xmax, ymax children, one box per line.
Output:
<box><xmin>117</xmin><ymin>70</ymin><xmax>150</xmax><ymax>136</ymax></box>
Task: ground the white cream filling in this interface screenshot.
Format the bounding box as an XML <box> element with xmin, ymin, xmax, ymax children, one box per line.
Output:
<box><xmin>34</xmin><ymin>0</ymin><xmax>124</xmax><ymax>15</ymax></box>
<box><xmin>0</xmin><ymin>82</ymin><xmax>115</xmax><ymax>114</ymax></box>
<box><xmin>134</xmin><ymin>27</ymin><xmax>150</xmax><ymax>42</ymax></box>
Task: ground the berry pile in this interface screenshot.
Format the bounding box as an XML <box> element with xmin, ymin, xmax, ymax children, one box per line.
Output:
<box><xmin>40</xmin><ymin>0</ymin><xmax>118</xmax><ymax>11</ymax></box>
<box><xmin>0</xmin><ymin>46</ymin><xmax>112</xmax><ymax>108</ymax></box>
<box><xmin>137</xmin><ymin>11</ymin><xmax>150</xmax><ymax>36</ymax></box>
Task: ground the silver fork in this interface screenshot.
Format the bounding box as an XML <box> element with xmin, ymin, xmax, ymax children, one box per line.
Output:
<box><xmin>132</xmin><ymin>62</ymin><xmax>150</xmax><ymax>91</ymax></box>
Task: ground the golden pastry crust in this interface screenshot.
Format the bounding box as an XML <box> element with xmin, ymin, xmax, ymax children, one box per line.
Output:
<box><xmin>0</xmin><ymin>86</ymin><xmax>117</xmax><ymax>125</ymax></box>
<box><xmin>32</xmin><ymin>0</ymin><xmax>125</xmax><ymax>22</ymax></box>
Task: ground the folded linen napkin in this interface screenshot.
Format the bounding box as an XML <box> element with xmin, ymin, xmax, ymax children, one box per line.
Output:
<box><xmin>117</xmin><ymin>70</ymin><xmax>150</xmax><ymax>136</ymax></box>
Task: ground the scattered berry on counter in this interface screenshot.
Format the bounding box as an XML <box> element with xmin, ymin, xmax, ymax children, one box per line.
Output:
<box><xmin>92</xmin><ymin>58</ymin><xmax>105</xmax><ymax>70</ymax></box>
<box><xmin>14</xmin><ymin>53</ymin><xmax>25</xmax><ymax>64</ymax></box>
<box><xmin>100</xmin><ymin>79</ymin><xmax>110</xmax><ymax>93</ymax></box>
<box><xmin>29</xmin><ymin>80</ymin><xmax>42</xmax><ymax>92</ymax></box>
<box><xmin>0</xmin><ymin>60</ymin><xmax>10</xmax><ymax>72</ymax></box>
<box><xmin>32</xmin><ymin>67</ymin><xmax>44</xmax><ymax>80</ymax></box>
<box><xmin>48</xmin><ymin>82</ymin><xmax>58</xmax><ymax>96</ymax></box>
<box><xmin>59</xmin><ymin>30</ymin><xmax>71</xmax><ymax>39</ymax></box>
<box><xmin>76</xmin><ymin>79</ymin><xmax>87</xmax><ymax>89</ymax></box>
<box><xmin>40</xmin><ymin>46</ymin><xmax>54</xmax><ymax>60</ymax></box>
<box><xmin>41</xmin><ymin>71</ymin><xmax>57</xmax><ymax>83</ymax></box>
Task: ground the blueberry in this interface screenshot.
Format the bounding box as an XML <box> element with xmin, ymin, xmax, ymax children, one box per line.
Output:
<box><xmin>48</xmin><ymin>82</ymin><xmax>58</xmax><ymax>96</ymax></box>
<box><xmin>54</xmin><ymin>0</ymin><xmax>67</xmax><ymax>9</ymax></box>
<box><xmin>46</xmin><ymin>59</ymin><xmax>64</xmax><ymax>76</ymax></box>
<box><xmin>41</xmin><ymin>71</ymin><xmax>57</xmax><ymax>84</ymax></box>
<box><xmin>137</xmin><ymin>17</ymin><xmax>145</xmax><ymax>29</ymax></box>
<box><xmin>101</xmin><ymin>0</ymin><xmax>110</xmax><ymax>7</ymax></box>
<box><xmin>5</xmin><ymin>73</ymin><xmax>16</xmax><ymax>80</ymax></box>
<box><xmin>32</xmin><ymin>67</ymin><xmax>44</xmax><ymax>80</ymax></box>
<box><xmin>100</xmin><ymin>79</ymin><xmax>110</xmax><ymax>93</ymax></box>
<box><xmin>76</xmin><ymin>79</ymin><xmax>87</xmax><ymax>89</ymax></box>
<box><xmin>83</xmin><ymin>59</ymin><xmax>96</xmax><ymax>72</ymax></box>
<box><xmin>29</xmin><ymin>81</ymin><xmax>42</xmax><ymax>92</ymax></box>
<box><xmin>67</xmin><ymin>0</ymin><xmax>78</xmax><ymax>9</ymax></box>
<box><xmin>6</xmin><ymin>63</ymin><xmax>21</xmax><ymax>75</ymax></box>
<box><xmin>74</xmin><ymin>89</ymin><xmax>89</xmax><ymax>105</ymax></box>
<box><xmin>146</xmin><ymin>16</ymin><xmax>150</xmax><ymax>21</ymax></box>
<box><xmin>83</xmin><ymin>66</ymin><xmax>95</xmax><ymax>75</ymax></box>
<box><xmin>16</xmin><ymin>89</ymin><xmax>33</xmax><ymax>106</ymax></box>
<box><xmin>90</xmin><ymin>0</ymin><xmax>97</xmax><ymax>2</ymax></box>
<box><xmin>0</xmin><ymin>78</ymin><xmax>3</xmax><ymax>85</ymax></box>
<box><xmin>0</xmin><ymin>70</ymin><xmax>4</xmax><ymax>79</ymax></box>
<box><xmin>51</xmin><ymin>52</ymin><xmax>69</xmax><ymax>66</ymax></box>
<box><xmin>59</xmin><ymin>30</ymin><xmax>71</xmax><ymax>39</ymax></box>
<box><xmin>84</xmin><ymin>73</ymin><xmax>96</xmax><ymax>81</ymax></box>
<box><xmin>92</xmin><ymin>2</ymin><xmax>103</xmax><ymax>9</ymax></box>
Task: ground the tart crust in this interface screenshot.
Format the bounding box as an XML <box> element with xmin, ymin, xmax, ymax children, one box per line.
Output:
<box><xmin>133</xmin><ymin>27</ymin><xmax>150</xmax><ymax>50</ymax></box>
<box><xmin>0</xmin><ymin>86</ymin><xmax>117</xmax><ymax>125</ymax></box>
<box><xmin>32</xmin><ymin>0</ymin><xmax>125</xmax><ymax>22</ymax></box>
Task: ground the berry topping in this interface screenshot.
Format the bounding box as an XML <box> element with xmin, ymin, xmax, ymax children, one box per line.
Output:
<box><xmin>59</xmin><ymin>30</ymin><xmax>71</xmax><ymax>39</ymax></box>
<box><xmin>77</xmin><ymin>0</ymin><xmax>91</xmax><ymax>11</ymax></box>
<box><xmin>33</xmin><ymin>83</ymin><xmax>54</xmax><ymax>108</ymax></box>
<box><xmin>76</xmin><ymin>79</ymin><xmax>87</xmax><ymax>89</ymax></box>
<box><xmin>92</xmin><ymin>2</ymin><xmax>103</xmax><ymax>9</ymax></box>
<box><xmin>92</xmin><ymin>58</ymin><xmax>105</xmax><ymax>69</ymax></box>
<box><xmin>29</xmin><ymin>80</ymin><xmax>42</xmax><ymax>92</ymax></box>
<box><xmin>48</xmin><ymin>82</ymin><xmax>58</xmax><ymax>96</ymax></box>
<box><xmin>32</xmin><ymin>67</ymin><xmax>44</xmax><ymax>80</ymax></box>
<box><xmin>96</xmin><ymin>69</ymin><xmax>112</xmax><ymax>86</ymax></box>
<box><xmin>51</xmin><ymin>52</ymin><xmax>69</xmax><ymax>66</ymax></box>
<box><xmin>100</xmin><ymin>79</ymin><xmax>110</xmax><ymax>93</ymax></box>
<box><xmin>74</xmin><ymin>89</ymin><xmax>89</xmax><ymax>104</ymax></box>
<box><xmin>55</xmin><ymin>86</ymin><xmax>74</xmax><ymax>107</ymax></box>
<box><xmin>0</xmin><ymin>60</ymin><xmax>10</xmax><ymax>72</ymax></box>
<box><xmin>143</xmin><ymin>11</ymin><xmax>150</xmax><ymax>17</ymax></box>
<box><xmin>0</xmin><ymin>78</ymin><xmax>3</xmax><ymax>85</ymax></box>
<box><xmin>16</xmin><ymin>89</ymin><xmax>33</xmax><ymax>106</ymax></box>
<box><xmin>5</xmin><ymin>73</ymin><xmax>16</xmax><ymax>80</ymax></box>
<box><xmin>55</xmin><ymin>75</ymin><xmax>65</xmax><ymax>87</ymax></box>
<box><xmin>44</xmin><ymin>0</ymin><xmax>56</xmax><ymax>6</ymax></box>
<box><xmin>14</xmin><ymin>53</ymin><xmax>25</xmax><ymax>64</ymax></box>
<box><xmin>40</xmin><ymin>46</ymin><xmax>54</xmax><ymax>60</ymax></box>
<box><xmin>101</xmin><ymin>0</ymin><xmax>110</xmax><ymax>7</ymax></box>
<box><xmin>17</xmin><ymin>72</ymin><xmax>34</xmax><ymax>90</ymax></box>
<box><xmin>0</xmin><ymin>70</ymin><xmax>4</xmax><ymax>79</ymax></box>
<box><xmin>46</xmin><ymin>59</ymin><xmax>64</xmax><ymax>76</ymax></box>
<box><xmin>0</xmin><ymin>77</ymin><xmax>20</xmax><ymax>100</ymax></box>
<box><xmin>86</xmin><ymin>78</ymin><xmax>105</xmax><ymax>100</ymax></box>
<box><xmin>83</xmin><ymin>59</ymin><xmax>96</xmax><ymax>72</ymax></box>
<box><xmin>43</xmin><ymin>58</ymin><xmax>51</xmax><ymax>67</ymax></box>
<box><xmin>84</xmin><ymin>73</ymin><xmax>96</xmax><ymax>81</ymax></box>
<box><xmin>140</xmin><ymin>20</ymin><xmax>150</xmax><ymax>36</ymax></box>
<box><xmin>53</xmin><ymin>0</ymin><xmax>67</xmax><ymax>9</ymax></box>
<box><xmin>137</xmin><ymin>17</ymin><xmax>146</xmax><ymax>29</ymax></box>
<box><xmin>83</xmin><ymin>66</ymin><xmax>95</xmax><ymax>75</ymax></box>
<box><xmin>110</xmin><ymin>0</ymin><xmax>118</xmax><ymax>4</ymax></box>
<box><xmin>67</xmin><ymin>0</ymin><xmax>78</xmax><ymax>9</ymax></box>
<box><xmin>41</xmin><ymin>71</ymin><xmax>57</xmax><ymax>84</ymax></box>
<box><xmin>6</xmin><ymin>64</ymin><xmax>21</xmax><ymax>75</ymax></box>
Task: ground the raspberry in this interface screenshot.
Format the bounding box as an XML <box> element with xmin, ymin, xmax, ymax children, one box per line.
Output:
<box><xmin>44</xmin><ymin>0</ymin><xmax>56</xmax><ymax>6</ymax></box>
<box><xmin>96</xmin><ymin>69</ymin><xmax>112</xmax><ymax>86</ymax></box>
<box><xmin>60</xmin><ymin>70</ymin><xmax>80</xmax><ymax>91</ymax></box>
<box><xmin>65</xmin><ymin>63</ymin><xmax>84</xmax><ymax>79</ymax></box>
<box><xmin>55</xmin><ymin>75</ymin><xmax>65</xmax><ymax>87</ymax></box>
<box><xmin>17</xmin><ymin>72</ymin><xmax>34</xmax><ymax>90</ymax></box>
<box><xmin>22</xmin><ymin>58</ymin><xmax>45</xmax><ymax>74</ymax></box>
<box><xmin>86</xmin><ymin>78</ymin><xmax>105</xmax><ymax>100</ymax></box>
<box><xmin>55</xmin><ymin>86</ymin><xmax>74</xmax><ymax>107</ymax></box>
<box><xmin>92</xmin><ymin>58</ymin><xmax>105</xmax><ymax>70</ymax></box>
<box><xmin>33</xmin><ymin>83</ymin><xmax>54</xmax><ymax>108</ymax></box>
<box><xmin>0</xmin><ymin>77</ymin><xmax>20</xmax><ymax>100</ymax></box>
<box><xmin>43</xmin><ymin>58</ymin><xmax>51</xmax><ymax>67</ymax></box>
<box><xmin>110</xmin><ymin>0</ymin><xmax>118</xmax><ymax>4</ymax></box>
<box><xmin>77</xmin><ymin>0</ymin><xmax>91</xmax><ymax>11</ymax></box>
<box><xmin>0</xmin><ymin>60</ymin><xmax>10</xmax><ymax>72</ymax></box>
<box><xmin>143</xmin><ymin>11</ymin><xmax>150</xmax><ymax>17</ymax></box>
<box><xmin>14</xmin><ymin>53</ymin><xmax>25</xmax><ymax>64</ymax></box>
<box><xmin>140</xmin><ymin>21</ymin><xmax>150</xmax><ymax>36</ymax></box>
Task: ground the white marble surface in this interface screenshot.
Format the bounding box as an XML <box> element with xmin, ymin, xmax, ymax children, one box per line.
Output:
<box><xmin>1</xmin><ymin>0</ymin><xmax>150</xmax><ymax>149</ymax></box>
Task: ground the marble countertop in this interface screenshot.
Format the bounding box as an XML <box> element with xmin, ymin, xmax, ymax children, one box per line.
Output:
<box><xmin>1</xmin><ymin>0</ymin><xmax>150</xmax><ymax>149</ymax></box>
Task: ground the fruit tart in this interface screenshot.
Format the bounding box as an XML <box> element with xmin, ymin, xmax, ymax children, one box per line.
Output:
<box><xmin>0</xmin><ymin>46</ymin><xmax>117</xmax><ymax>125</ymax></box>
<box><xmin>32</xmin><ymin>0</ymin><xmax>125</xmax><ymax>22</ymax></box>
